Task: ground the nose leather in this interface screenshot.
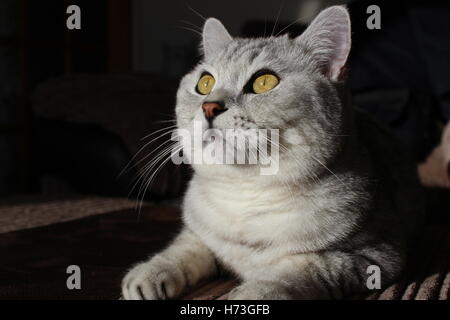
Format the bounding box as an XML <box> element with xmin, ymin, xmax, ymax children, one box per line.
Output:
<box><xmin>202</xmin><ymin>102</ymin><xmax>226</xmax><ymax>119</ymax></box>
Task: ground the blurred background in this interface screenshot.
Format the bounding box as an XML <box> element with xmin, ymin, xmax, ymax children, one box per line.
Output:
<box><xmin>0</xmin><ymin>0</ymin><xmax>449</xmax><ymax>213</ymax></box>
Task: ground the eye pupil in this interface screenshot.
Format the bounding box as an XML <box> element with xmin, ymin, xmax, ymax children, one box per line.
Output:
<box><xmin>197</xmin><ymin>74</ymin><xmax>215</xmax><ymax>95</ymax></box>
<box><xmin>252</xmin><ymin>73</ymin><xmax>279</xmax><ymax>94</ymax></box>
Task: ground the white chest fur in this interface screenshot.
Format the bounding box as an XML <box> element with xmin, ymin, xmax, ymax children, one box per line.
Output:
<box><xmin>182</xmin><ymin>172</ymin><xmax>363</xmax><ymax>279</ymax></box>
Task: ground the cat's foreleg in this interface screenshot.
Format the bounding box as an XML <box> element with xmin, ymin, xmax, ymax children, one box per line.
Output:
<box><xmin>122</xmin><ymin>228</ymin><xmax>217</xmax><ymax>300</ymax></box>
<box><xmin>228</xmin><ymin>249</ymin><xmax>402</xmax><ymax>300</ymax></box>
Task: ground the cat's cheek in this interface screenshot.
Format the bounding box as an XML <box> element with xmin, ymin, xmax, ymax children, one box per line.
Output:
<box><xmin>191</xmin><ymin>109</ymin><xmax>209</xmax><ymax>133</ymax></box>
<box><xmin>284</xmin><ymin>128</ymin><xmax>307</xmax><ymax>146</ymax></box>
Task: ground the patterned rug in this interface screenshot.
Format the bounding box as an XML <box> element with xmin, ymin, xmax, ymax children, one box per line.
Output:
<box><xmin>0</xmin><ymin>197</ymin><xmax>448</xmax><ymax>300</ymax></box>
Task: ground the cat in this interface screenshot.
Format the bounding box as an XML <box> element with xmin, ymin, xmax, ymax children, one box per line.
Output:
<box><xmin>121</xmin><ymin>5</ymin><xmax>423</xmax><ymax>300</ymax></box>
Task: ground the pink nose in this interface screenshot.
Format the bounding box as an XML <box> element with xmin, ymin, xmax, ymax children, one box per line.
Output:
<box><xmin>202</xmin><ymin>102</ymin><xmax>226</xmax><ymax>119</ymax></box>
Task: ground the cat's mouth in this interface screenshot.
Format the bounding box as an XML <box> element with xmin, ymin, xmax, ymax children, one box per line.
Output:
<box><xmin>202</xmin><ymin>129</ymin><xmax>224</xmax><ymax>145</ymax></box>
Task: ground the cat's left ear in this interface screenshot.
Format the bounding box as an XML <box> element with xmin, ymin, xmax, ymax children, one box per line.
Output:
<box><xmin>202</xmin><ymin>18</ymin><xmax>232</xmax><ymax>61</ymax></box>
<box><xmin>295</xmin><ymin>6</ymin><xmax>351</xmax><ymax>81</ymax></box>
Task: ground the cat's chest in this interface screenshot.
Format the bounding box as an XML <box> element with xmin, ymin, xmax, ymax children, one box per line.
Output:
<box><xmin>182</xmin><ymin>177</ymin><xmax>314</xmax><ymax>258</ymax></box>
<box><xmin>182</xmin><ymin>183</ymin><xmax>291</xmax><ymax>274</ymax></box>
<box><xmin>182</xmin><ymin>174</ymin><xmax>365</xmax><ymax>267</ymax></box>
<box><xmin>184</xmin><ymin>177</ymin><xmax>302</xmax><ymax>233</ymax></box>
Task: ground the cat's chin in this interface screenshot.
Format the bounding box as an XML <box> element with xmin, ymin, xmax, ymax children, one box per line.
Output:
<box><xmin>192</xmin><ymin>162</ymin><xmax>264</xmax><ymax>178</ymax></box>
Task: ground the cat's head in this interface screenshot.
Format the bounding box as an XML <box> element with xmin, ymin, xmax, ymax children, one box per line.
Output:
<box><xmin>175</xmin><ymin>6</ymin><xmax>351</xmax><ymax>181</ymax></box>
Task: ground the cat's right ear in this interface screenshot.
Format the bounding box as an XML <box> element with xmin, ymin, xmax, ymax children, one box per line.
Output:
<box><xmin>202</xmin><ymin>18</ymin><xmax>232</xmax><ymax>61</ymax></box>
<box><xmin>295</xmin><ymin>6</ymin><xmax>351</xmax><ymax>82</ymax></box>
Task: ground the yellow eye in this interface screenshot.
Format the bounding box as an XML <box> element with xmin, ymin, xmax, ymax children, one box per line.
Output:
<box><xmin>252</xmin><ymin>74</ymin><xmax>279</xmax><ymax>94</ymax></box>
<box><xmin>196</xmin><ymin>74</ymin><xmax>215</xmax><ymax>95</ymax></box>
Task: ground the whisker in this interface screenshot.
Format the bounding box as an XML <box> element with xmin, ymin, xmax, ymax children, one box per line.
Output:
<box><xmin>128</xmin><ymin>142</ymin><xmax>179</xmax><ymax>198</ymax></box>
<box><xmin>180</xmin><ymin>19</ymin><xmax>202</xmax><ymax>31</ymax></box>
<box><xmin>119</xmin><ymin>126</ymin><xmax>177</xmax><ymax>177</ymax></box>
<box><xmin>275</xmin><ymin>17</ymin><xmax>301</xmax><ymax>37</ymax></box>
<box><xmin>271</xmin><ymin>0</ymin><xmax>285</xmax><ymax>36</ymax></box>
<box><xmin>308</xmin><ymin>153</ymin><xmax>348</xmax><ymax>189</ymax></box>
<box><xmin>141</xmin><ymin>145</ymin><xmax>183</xmax><ymax>198</ymax></box>
<box><xmin>176</xmin><ymin>25</ymin><xmax>202</xmax><ymax>37</ymax></box>
<box><xmin>153</xmin><ymin>119</ymin><xmax>177</xmax><ymax>124</ymax></box>
<box><xmin>262</xmin><ymin>136</ymin><xmax>326</xmax><ymax>212</ymax></box>
<box><xmin>129</xmin><ymin>135</ymin><xmax>180</xmax><ymax>175</ymax></box>
<box><xmin>136</xmin><ymin>145</ymin><xmax>183</xmax><ymax>218</ymax></box>
<box><xmin>185</xmin><ymin>3</ymin><xmax>207</xmax><ymax>21</ymax></box>
<box><xmin>260</xmin><ymin>133</ymin><xmax>322</xmax><ymax>186</ymax></box>
<box><xmin>140</xmin><ymin>125</ymin><xmax>177</xmax><ymax>141</ymax></box>
<box><xmin>133</xmin><ymin>143</ymin><xmax>180</xmax><ymax>197</ymax></box>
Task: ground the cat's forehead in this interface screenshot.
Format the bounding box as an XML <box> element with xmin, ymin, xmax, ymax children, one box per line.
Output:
<box><xmin>208</xmin><ymin>36</ymin><xmax>293</xmax><ymax>70</ymax></box>
<box><xmin>220</xmin><ymin>38</ymin><xmax>270</xmax><ymax>61</ymax></box>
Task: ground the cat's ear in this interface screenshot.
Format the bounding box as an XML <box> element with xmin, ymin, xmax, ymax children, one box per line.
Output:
<box><xmin>202</xmin><ymin>18</ymin><xmax>232</xmax><ymax>61</ymax></box>
<box><xmin>295</xmin><ymin>6</ymin><xmax>351</xmax><ymax>81</ymax></box>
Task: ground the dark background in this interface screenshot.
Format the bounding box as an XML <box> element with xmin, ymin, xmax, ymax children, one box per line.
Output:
<box><xmin>0</xmin><ymin>0</ymin><xmax>449</xmax><ymax>205</ymax></box>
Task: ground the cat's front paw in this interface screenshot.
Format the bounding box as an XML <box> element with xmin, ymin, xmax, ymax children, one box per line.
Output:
<box><xmin>227</xmin><ymin>280</ymin><xmax>293</xmax><ymax>300</ymax></box>
<box><xmin>121</xmin><ymin>256</ymin><xmax>186</xmax><ymax>300</ymax></box>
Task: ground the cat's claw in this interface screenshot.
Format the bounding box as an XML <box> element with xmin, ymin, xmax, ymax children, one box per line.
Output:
<box><xmin>121</xmin><ymin>257</ymin><xmax>186</xmax><ymax>300</ymax></box>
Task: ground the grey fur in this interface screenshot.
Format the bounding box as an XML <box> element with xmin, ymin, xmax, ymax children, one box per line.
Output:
<box><xmin>122</xmin><ymin>6</ymin><xmax>423</xmax><ymax>300</ymax></box>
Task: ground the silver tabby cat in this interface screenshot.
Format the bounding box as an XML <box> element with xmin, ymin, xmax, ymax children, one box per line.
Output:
<box><xmin>122</xmin><ymin>6</ymin><xmax>423</xmax><ymax>299</ymax></box>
